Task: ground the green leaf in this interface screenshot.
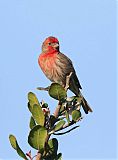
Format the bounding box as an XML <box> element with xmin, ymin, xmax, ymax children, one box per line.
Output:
<box><xmin>54</xmin><ymin>120</ymin><xmax>65</xmax><ymax>132</ymax></box>
<box><xmin>27</xmin><ymin>102</ymin><xmax>33</xmax><ymax>112</ymax></box>
<box><xmin>72</xmin><ymin>110</ymin><xmax>81</xmax><ymax>122</ymax></box>
<box><xmin>49</xmin><ymin>83</ymin><xmax>67</xmax><ymax>101</ymax></box>
<box><xmin>73</xmin><ymin>97</ymin><xmax>82</xmax><ymax>105</ymax></box>
<box><xmin>9</xmin><ymin>135</ymin><xmax>16</xmax><ymax>150</ymax></box>
<box><xmin>28</xmin><ymin>125</ymin><xmax>47</xmax><ymax>153</ymax></box>
<box><xmin>56</xmin><ymin>153</ymin><xmax>62</xmax><ymax>160</ymax></box>
<box><xmin>9</xmin><ymin>135</ymin><xmax>28</xmax><ymax>160</ymax></box>
<box><xmin>28</xmin><ymin>92</ymin><xmax>39</xmax><ymax>112</ymax></box>
<box><xmin>66</xmin><ymin>96</ymin><xmax>82</xmax><ymax>104</ymax></box>
<box><xmin>32</xmin><ymin>104</ymin><xmax>45</xmax><ymax>126</ymax></box>
<box><xmin>30</xmin><ymin>116</ymin><xmax>36</xmax><ymax>129</ymax></box>
<box><xmin>48</xmin><ymin>138</ymin><xmax>58</xmax><ymax>156</ymax></box>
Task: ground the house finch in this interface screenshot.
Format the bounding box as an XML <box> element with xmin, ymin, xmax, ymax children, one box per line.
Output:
<box><xmin>38</xmin><ymin>36</ymin><xmax>92</xmax><ymax>114</ymax></box>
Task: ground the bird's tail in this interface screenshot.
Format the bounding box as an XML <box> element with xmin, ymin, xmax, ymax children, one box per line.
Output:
<box><xmin>79</xmin><ymin>92</ymin><xmax>93</xmax><ymax>114</ymax></box>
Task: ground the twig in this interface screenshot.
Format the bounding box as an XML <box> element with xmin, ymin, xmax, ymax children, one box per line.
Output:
<box><xmin>53</xmin><ymin>125</ymin><xmax>80</xmax><ymax>135</ymax></box>
<box><xmin>54</xmin><ymin>118</ymin><xmax>81</xmax><ymax>133</ymax></box>
<box><xmin>37</xmin><ymin>86</ymin><xmax>49</xmax><ymax>91</ymax></box>
<box><xmin>43</xmin><ymin>134</ymin><xmax>51</xmax><ymax>157</ymax></box>
<box><xmin>26</xmin><ymin>150</ymin><xmax>32</xmax><ymax>160</ymax></box>
<box><xmin>48</xmin><ymin>117</ymin><xmax>82</xmax><ymax>135</ymax></box>
<box><xmin>35</xmin><ymin>152</ymin><xmax>42</xmax><ymax>160</ymax></box>
<box><xmin>53</xmin><ymin>102</ymin><xmax>62</xmax><ymax>118</ymax></box>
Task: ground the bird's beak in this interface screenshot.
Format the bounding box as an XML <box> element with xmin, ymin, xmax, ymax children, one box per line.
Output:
<box><xmin>54</xmin><ymin>43</ymin><xmax>59</xmax><ymax>50</ymax></box>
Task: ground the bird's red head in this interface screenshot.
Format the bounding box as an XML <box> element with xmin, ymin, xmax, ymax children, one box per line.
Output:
<box><xmin>42</xmin><ymin>36</ymin><xmax>59</xmax><ymax>53</ymax></box>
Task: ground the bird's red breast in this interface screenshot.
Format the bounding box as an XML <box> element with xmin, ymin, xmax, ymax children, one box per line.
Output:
<box><xmin>38</xmin><ymin>51</ymin><xmax>59</xmax><ymax>82</ymax></box>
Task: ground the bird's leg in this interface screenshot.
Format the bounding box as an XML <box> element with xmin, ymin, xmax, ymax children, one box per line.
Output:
<box><xmin>65</xmin><ymin>72</ymin><xmax>73</xmax><ymax>91</ymax></box>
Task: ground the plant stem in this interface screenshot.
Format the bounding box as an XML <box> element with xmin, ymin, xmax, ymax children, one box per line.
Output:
<box><xmin>35</xmin><ymin>152</ymin><xmax>42</xmax><ymax>160</ymax></box>
<box><xmin>53</xmin><ymin>125</ymin><xmax>80</xmax><ymax>135</ymax></box>
<box><xmin>37</xmin><ymin>86</ymin><xmax>49</xmax><ymax>91</ymax></box>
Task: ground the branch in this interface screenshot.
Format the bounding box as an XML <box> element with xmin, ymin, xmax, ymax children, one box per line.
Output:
<box><xmin>53</xmin><ymin>125</ymin><xmax>80</xmax><ymax>135</ymax></box>
<box><xmin>35</xmin><ymin>152</ymin><xmax>42</xmax><ymax>160</ymax></box>
<box><xmin>54</xmin><ymin>117</ymin><xmax>82</xmax><ymax>133</ymax></box>
<box><xmin>53</xmin><ymin>102</ymin><xmax>62</xmax><ymax>118</ymax></box>
<box><xmin>48</xmin><ymin>116</ymin><xmax>82</xmax><ymax>135</ymax></box>
<box><xmin>37</xmin><ymin>86</ymin><xmax>49</xmax><ymax>91</ymax></box>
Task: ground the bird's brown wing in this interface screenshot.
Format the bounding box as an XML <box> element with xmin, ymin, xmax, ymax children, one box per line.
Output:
<box><xmin>57</xmin><ymin>52</ymin><xmax>82</xmax><ymax>95</ymax></box>
<box><xmin>69</xmin><ymin>71</ymin><xmax>82</xmax><ymax>95</ymax></box>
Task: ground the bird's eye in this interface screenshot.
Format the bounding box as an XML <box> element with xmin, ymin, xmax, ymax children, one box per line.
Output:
<box><xmin>48</xmin><ymin>42</ymin><xmax>51</xmax><ymax>45</ymax></box>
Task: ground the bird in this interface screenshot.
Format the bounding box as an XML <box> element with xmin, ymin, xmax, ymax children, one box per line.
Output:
<box><xmin>38</xmin><ymin>36</ymin><xmax>92</xmax><ymax>114</ymax></box>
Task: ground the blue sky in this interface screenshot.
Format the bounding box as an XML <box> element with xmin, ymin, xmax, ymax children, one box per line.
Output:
<box><xmin>0</xmin><ymin>0</ymin><xmax>117</xmax><ymax>159</ymax></box>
